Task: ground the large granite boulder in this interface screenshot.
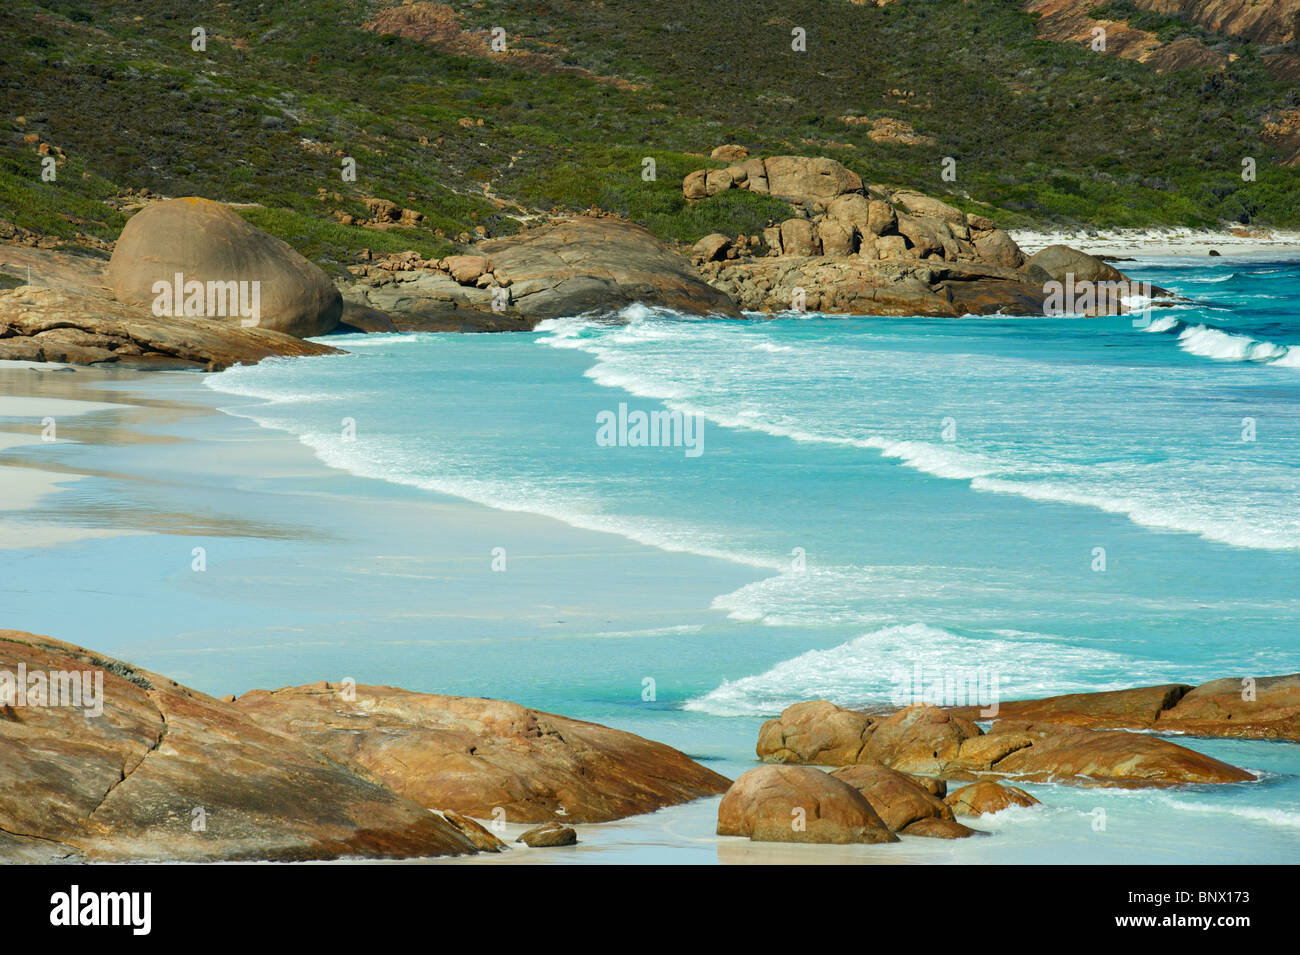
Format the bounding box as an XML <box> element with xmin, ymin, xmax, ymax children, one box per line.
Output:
<box><xmin>107</xmin><ymin>197</ymin><xmax>342</xmax><ymax>338</ymax></box>
<box><xmin>861</xmin><ymin>705</ymin><xmax>983</xmax><ymax>776</ymax></box>
<box><xmin>717</xmin><ymin>766</ymin><xmax>898</xmax><ymax>844</ymax></box>
<box><xmin>756</xmin><ymin>156</ymin><xmax>863</xmax><ymax>201</ymax></box>
<box><xmin>1026</xmin><ymin>244</ymin><xmax>1127</xmax><ymax>284</ymax></box>
<box><xmin>232</xmin><ymin>682</ymin><xmax>732</xmax><ymax>823</ymax></box>
<box><xmin>0</xmin><ymin>630</ymin><xmax>476</xmax><ymax>862</ymax></box>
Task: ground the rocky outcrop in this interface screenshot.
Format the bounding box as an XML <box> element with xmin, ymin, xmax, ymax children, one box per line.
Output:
<box><xmin>340</xmin><ymin>216</ymin><xmax>741</xmax><ymax>330</ymax></box>
<box><xmin>1026</xmin><ymin>0</ymin><xmax>1230</xmax><ymax>72</ymax></box>
<box><xmin>680</xmin><ymin>154</ymin><xmax>1150</xmax><ymax>316</ymax></box>
<box><xmin>950</xmin><ymin>675</ymin><xmax>1300</xmax><ymax>741</ymax></box>
<box><xmin>1027</xmin><ymin>0</ymin><xmax>1300</xmax><ymax>79</ymax></box>
<box><xmin>107</xmin><ymin>197</ymin><xmax>342</xmax><ymax>338</ymax></box>
<box><xmin>716</xmin><ymin>766</ymin><xmax>898</xmax><ymax>845</ymax></box>
<box><xmin>231</xmin><ymin>682</ymin><xmax>732</xmax><ymax>823</ymax></box>
<box><xmin>945</xmin><ymin>782</ymin><xmax>1041</xmax><ymax>817</ymax></box>
<box><xmin>0</xmin><ymin>286</ymin><xmax>340</xmax><ymax>370</ymax></box>
<box><xmin>0</xmin><ymin>630</ymin><xmax>476</xmax><ymax>862</ymax></box>
<box><xmin>757</xmin><ymin>701</ymin><xmax>1256</xmax><ymax>787</ymax></box>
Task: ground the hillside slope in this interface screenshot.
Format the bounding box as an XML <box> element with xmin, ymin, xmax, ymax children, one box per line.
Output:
<box><xmin>0</xmin><ymin>0</ymin><xmax>1296</xmax><ymax>267</ymax></box>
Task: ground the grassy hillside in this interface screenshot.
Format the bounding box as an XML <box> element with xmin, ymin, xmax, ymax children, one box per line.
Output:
<box><xmin>0</xmin><ymin>0</ymin><xmax>1296</xmax><ymax>268</ymax></box>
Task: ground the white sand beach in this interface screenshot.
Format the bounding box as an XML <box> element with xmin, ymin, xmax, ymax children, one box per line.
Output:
<box><xmin>1011</xmin><ymin>226</ymin><xmax>1300</xmax><ymax>258</ymax></box>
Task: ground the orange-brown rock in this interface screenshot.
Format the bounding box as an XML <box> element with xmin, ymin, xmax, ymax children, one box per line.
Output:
<box><xmin>828</xmin><ymin>763</ymin><xmax>955</xmax><ymax>832</ymax></box>
<box><xmin>710</xmin><ymin>144</ymin><xmax>750</xmax><ymax>162</ymax></box>
<box><xmin>0</xmin><ymin>630</ymin><xmax>476</xmax><ymax>862</ymax></box>
<box><xmin>757</xmin><ymin>699</ymin><xmax>878</xmax><ymax>765</ymax></box>
<box><xmin>990</xmin><ymin>722</ymin><xmax>1256</xmax><ymax>786</ymax></box>
<box><xmin>1158</xmin><ymin>675</ymin><xmax>1300</xmax><ymax>740</ymax></box>
<box><xmin>517</xmin><ymin>822</ymin><xmax>577</xmax><ymax>847</ymax></box>
<box><xmin>950</xmin><ymin>675</ymin><xmax>1300</xmax><ymax>741</ymax></box>
<box><xmin>950</xmin><ymin>683</ymin><xmax>1193</xmax><ymax>729</ymax></box>
<box><xmin>901</xmin><ymin>817</ymin><xmax>982</xmax><ymax>838</ymax></box>
<box><xmin>441</xmin><ymin>810</ymin><xmax>508</xmax><ymax>852</ymax></box>
<box><xmin>717</xmin><ymin>766</ymin><xmax>898</xmax><ymax>844</ymax></box>
<box><xmin>945</xmin><ymin>781</ymin><xmax>1041</xmax><ymax>817</ymax></box>
<box><xmin>863</xmin><ymin>705</ymin><xmax>984</xmax><ymax>776</ymax></box>
<box><xmin>232</xmin><ymin>682</ymin><xmax>731</xmax><ymax>824</ymax></box>
<box><xmin>681</xmin><ymin>153</ymin><xmax>1171</xmax><ymax>318</ymax></box>
<box><xmin>107</xmin><ymin>197</ymin><xmax>342</xmax><ymax>338</ymax></box>
<box><xmin>1025</xmin><ymin>0</ymin><xmax>1230</xmax><ymax>73</ymax></box>
<box><xmin>756</xmin><ymin>700</ymin><xmax>1256</xmax><ymax>787</ymax></box>
<box><xmin>762</xmin><ymin>156</ymin><xmax>864</xmax><ymax>201</ymax></box>
<box><xmin>0</xmin><ymin>287</ymin><xmax>341</xmax><ymax>370</ymax></box>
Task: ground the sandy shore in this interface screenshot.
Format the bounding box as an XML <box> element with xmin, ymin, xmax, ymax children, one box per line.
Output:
<box><xmin>0</xmin><ymin>361</ymin><xmax>158</xmax><ymax>547</ymax></box>
<box><xmin>1011</xmin><ymin>227</ymin><xmax>1300</xmax><ymax>258</ymax></box>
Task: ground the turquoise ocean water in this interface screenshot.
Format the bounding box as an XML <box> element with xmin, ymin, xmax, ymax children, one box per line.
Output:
<box><xmin>6</xmin><ymin>254</ymin><xmax>1300</xmax><ymax>862</ymax></box>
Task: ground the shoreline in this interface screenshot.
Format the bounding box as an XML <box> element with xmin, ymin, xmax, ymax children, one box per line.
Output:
<box><xmin>1010</xmin><ymin>227</ymin><xmax>1300</xmax><ymax>258</ymax></box>
<box><xmin>2</xmin><ymin>334</ymin><xmax>1298</xmax><ymax>864</ymax></box>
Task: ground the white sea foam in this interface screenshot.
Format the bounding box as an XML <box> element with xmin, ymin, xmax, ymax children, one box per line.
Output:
<box><xmin>683</xmin><ymin>622</ymin><xmax>1145</xmax><ymax>716</ymax></box>
<box><xmin>207</xmin><ymin>361</ymin><xmax>785</xmax><ymax>571</ymax></box>
<box><xmin>535</xmin><ymin>309</ymin><xmax>1300</xmax><ymax>551</ymax></box>
<box><xmin>1176</xmin><ymin>324</ymin><xmax>1289</xmax><ymax>362</ymax></box>
<box><xmin>1144</xmin><ymin>315</ymin><xmax>1180</xmax><ymax>333</ymax></box>
<box><xmin>1156</xmin><ymin>795</ymin><xmax>1300</xmax><ymax>829</ymax></box>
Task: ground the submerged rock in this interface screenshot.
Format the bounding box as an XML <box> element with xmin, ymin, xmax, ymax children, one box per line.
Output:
<box><xmin>901</xmin><ymin>817</ymin><xmax>983</xmax><ymax>838</ymax></box>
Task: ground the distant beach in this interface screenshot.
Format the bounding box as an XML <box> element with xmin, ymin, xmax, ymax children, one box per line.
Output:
<box><xmin>1011</xmin><ymin>227</ymin><xmax>1300</xmax><ymax>258</ymax></box>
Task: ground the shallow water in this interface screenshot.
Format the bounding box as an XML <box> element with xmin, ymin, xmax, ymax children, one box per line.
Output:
<box><xmin>3</xmin><ymin>253</ymin><xmax>1299</xmax><ymax>863</ymax></box>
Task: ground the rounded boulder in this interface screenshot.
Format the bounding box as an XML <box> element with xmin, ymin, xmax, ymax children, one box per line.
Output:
<box><xmin>107</xmin><ymin>197</ymin><xmax>341</xmax><ymax>338</ymax></box>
